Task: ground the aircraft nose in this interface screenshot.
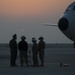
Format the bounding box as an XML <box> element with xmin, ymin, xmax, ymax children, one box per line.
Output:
<box><xmin>58</xmin><ymin>18</ymin><xmax>69</xmax><ymax>31</ymax></box>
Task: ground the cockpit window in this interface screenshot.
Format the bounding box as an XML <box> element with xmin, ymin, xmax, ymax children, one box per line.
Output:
<box><xmin>66</xmin><ymin>6</ymin><xmax>73</xmax><ymax>11</ymax></box>
<box><xmin>66</xmin><ymin>6</ymin><xmax>75</xmax><ymax>11</ymax></box>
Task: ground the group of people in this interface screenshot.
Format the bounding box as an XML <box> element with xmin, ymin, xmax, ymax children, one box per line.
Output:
<box><xmin>9</xmin><ymin>34</ymin><xmax>45</xmax><ymax>67</ymax></box>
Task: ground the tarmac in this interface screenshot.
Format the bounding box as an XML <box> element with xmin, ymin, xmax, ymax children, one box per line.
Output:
<box><xmin>0</xmin><ymin>44</ymin><xmax>75</xmax><ymax>75</ymax></box>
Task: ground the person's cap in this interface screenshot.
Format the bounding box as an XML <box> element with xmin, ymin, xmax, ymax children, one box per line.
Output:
<box><xmin>39</xmin><ymin>36</ymin><xmax>44</xmax><ymax>40</ymax></box>
<box><xmin>13</xmin><ymin>34</ymin><xmax>17</xmax><ymax>38</ymax></box>
<box><xmin>32</xmin><ymin>37</ymin><xmax>36</xmax><ymax>42</ymax></box>
<box><xmin>21</xmin><ymin>36</ymin><xmax>26</xmax><ymax>40</ymax></box>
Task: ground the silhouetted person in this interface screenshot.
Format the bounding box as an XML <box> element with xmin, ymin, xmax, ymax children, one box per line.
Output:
<box><xmin>9</xmin><ymin>34</ymin><xmax>17</xmax><ymax>67</ymax></box>
<box><xmin>32</xmin><ymin>37</ymin><xmax>38</xmax><ymax>67</ymax></box>
<box><xmin>18</xmin><ymin>36</ymin><xmax>29</xmax><ymax>67</ymax></box>
<box><xmin>38</xmin><ymin>36</ymin><xmax>45</xmax><ymax>66</ymax></box>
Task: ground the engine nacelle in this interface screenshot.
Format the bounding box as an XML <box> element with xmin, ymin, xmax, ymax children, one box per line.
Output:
<box><xmin>58</xmin><ymin>5</ymin><xmax>75</xmax><ymax>42</ymax></box>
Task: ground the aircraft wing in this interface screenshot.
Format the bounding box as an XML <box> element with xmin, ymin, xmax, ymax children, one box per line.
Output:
<box><xmin>44</xmin><ymin>23</ymin><xmax>58</xmax><ymax>27</ymax></box>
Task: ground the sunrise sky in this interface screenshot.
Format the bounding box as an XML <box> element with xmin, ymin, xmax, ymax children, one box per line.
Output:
<box><xmin>0</xmin><ymin>0</ymin><xmax>74</xmax><ymax>43</ymax></box>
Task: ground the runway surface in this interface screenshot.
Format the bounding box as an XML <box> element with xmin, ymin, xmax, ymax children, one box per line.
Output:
<box><xmin>0</xmin><ymin>44</ymin><xmax>75</xmax><ymax>75</ymax></box>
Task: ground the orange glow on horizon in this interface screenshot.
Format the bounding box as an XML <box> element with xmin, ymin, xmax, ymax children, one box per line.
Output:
<box><xmin>0</xmin><ymin>0</ymin><xmax>74</xmax><ymax>17</ymax></box>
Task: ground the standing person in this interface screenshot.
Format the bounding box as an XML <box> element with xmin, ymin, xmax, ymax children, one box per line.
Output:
<box><xmin>32</xmin><ymin>37</ymin><xmax>38</xmax><ymax>67</ymax></box>
<box><xmin>9</xmin><ymin>34</ymin><xmax>18</xmax><ymax>67</ymax></box>
<box><xmin>18</xmin><ymin>36</ymin><xmax>29</xmax><ymax>67</ymax></box>
<box><xmin>38</xmin><ymin>36</ymin><xmax>45</xmax><ymax>66</ymax></box>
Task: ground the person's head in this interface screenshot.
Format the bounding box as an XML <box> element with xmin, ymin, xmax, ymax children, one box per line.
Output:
<box><xmin>13</xmin><ymin>34</ymin><xmax>17</xmax><ymax>40</ymax></box>
<box><xmin>39</xmin><ymin>36</ymin><xmax>44</xmax><ymax>41</ymax></box>
<box><xmin>21</xmin><ymin>36</ymin><xmax>26</xmax><ymax>41</ymax></box>
<box><xmin>32</xmin><ymin>37</ymin><xmax>36</xmax><ymax>43</ymax></box>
